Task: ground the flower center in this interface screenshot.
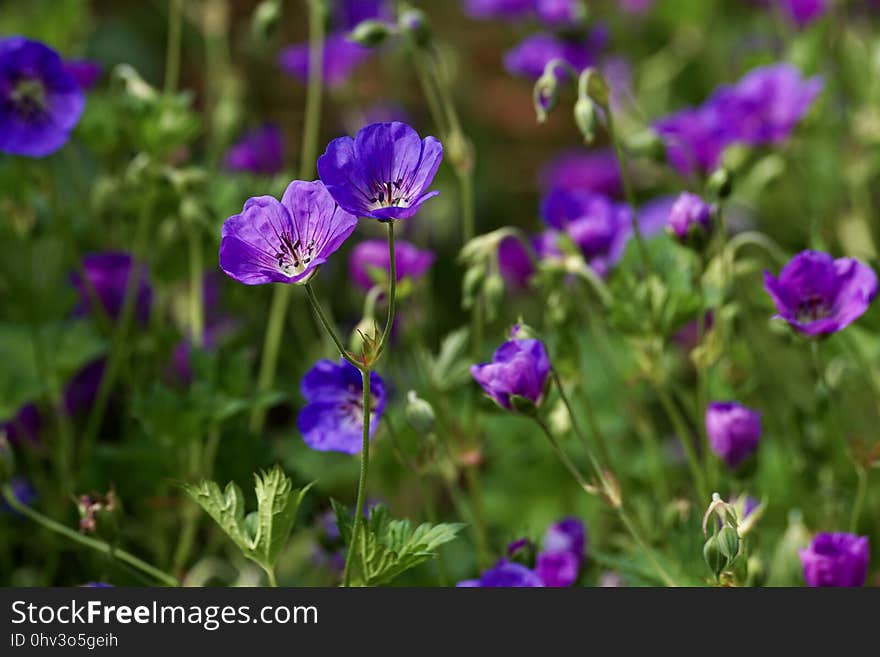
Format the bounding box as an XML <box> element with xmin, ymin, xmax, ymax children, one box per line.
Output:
<box><xmin>367</xmin><ymin>178</ymin><xmax>410</xmax><ymax>210</ymax></box>
<box><xmin>796</xmin><ymin>293</ymin><xmax>830</xmax><ymax>323</ymax></box>
<box><xmin>273</xmin><ymin>232</ymin><xmax>315</xmax><ymax>277</ymax></box>
<box><xmin>9</xmin><ymin>77</ymin><xmax>48</xmax><ymax>118</ymax></box>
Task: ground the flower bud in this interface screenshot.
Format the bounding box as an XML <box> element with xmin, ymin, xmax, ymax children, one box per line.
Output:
<box><xmin>405</xmin><ymin>390</ymin><xmax>436</xmax><ymax>435</ymax></box>
<box><xmin>703</xmin><ymin>534</ymin><xmax>725</xmax><ymax>578</ymax></box>
<box><xmin>707</xmin><ymin>167</ymin><xmax>734</xmax><ymax>200</ymax></box>
<box><xmin>348</xmin><ymin>20</ymin><xmax>392</xmax><ymax>48</ymax></box>
<box><xmin>462</xmin><ymin>265</ymin><xmax>486</xmax><ymax>309</ymax></box>
<box><xmin>509</xmin><ymin>321</ymin><xmax>540</xmax><ymax>340</ymax></box>
<box><xmin>624</xmin><ymin>128</ymin><xmax>666</xmax><ymax>161</ymax></box>
<box><xmin>667</xmin><ymin>192</ymin><xmax>712</xmax><ymax>248</ymax></box>
<box><xmin>350</xmin><ymin>316</ymin><xmax>379</xmax><ymax>354</ymax></box>
<box><xmin>579</xmin><ymin>68</ymin><xmax>610</xmax><ymax>108</ymax></box>
<box><xmin>482</xmin><ymin>273</ymin><xmax>505</xmax><ymax>319</ymax></box>
<box><xmin>251</xmin><ymin>0</ymin><xmax>281</xmax><ymax>42</ymax></box>
<box><xmin>398</xmin><ymin>8</ymin><xmax>430</xmax><ymax>47</ymax></box>
<box><xmin>533</xmin><ymin>71</ymin><xmax>559</xmax><ymax>123</ymax></box>
<box><xmin>573</xmin><ymin>96</ymin><xmax>597</xmax><ymax>144</ymax></box>
<box><xmin>717</xmin><ymin>525</ymin><xmax>740</xmax><ymax>561</ymax></box>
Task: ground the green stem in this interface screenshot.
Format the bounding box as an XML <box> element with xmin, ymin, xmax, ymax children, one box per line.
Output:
<box><xmin>605</xmin><ymin>109</ymin><xmax>652</xmax><ymax>274</ymax></box>
<box><xmin>2</xmin><ymin>485</ymin><xmax>178</xmax><ymax>586</ymax></box>
<box><xmin>250</xmin><ymin>0</ymin><xmax>325</xmax><ymax>433</ymax></box>
<box><xmin>850</xmin><ymin>467</ymin><xmax>868</xmax><ymax>534</ymax></box>
<box><xmin>654</xmin><ymin>384</ymin><xmax>709</xmax><ymax>503</ymax></box>
<box><xmin>164</xmin><ymin>0</ymin><xmax>184</xmax><ymax>95</ymax></box>
<box><xmin>374</xmin><ymin>222</ymin><xmax>397</xmax><ymax>361</ymax></box>
<box><xmin>304</xmin><ymin>283</ymin><xmax>360</xmax><ymax>368</ymax></box>
<box><xmin>553</xmin><ymin>370</ymin><xmax>611</xmax><ymax>467</ymax></box>
<box><xmin>81</xmin><ymin>196</ymin><xmax>153</xmax><ymax>455</ymax></box>
<box><xmin>533</xmin><ymin>417</ymin><xmax>676</xmax><ymax>586</ymax></box>
<box><xmin>265</xmin><ymin>567</ymin><xmax>278</xmax><ymax>587</ymax></box>
<box><xmin>343</xmin><ymin>368</ymin><xmax>373</xmax><ymax>587</ymax></box>
<box><xmin>187</xmin><ymin>225</ymin><xmax>204</xmax><ymax>347</ymax></box>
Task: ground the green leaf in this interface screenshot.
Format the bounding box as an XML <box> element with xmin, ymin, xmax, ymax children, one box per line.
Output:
<box><xmin>355</xmin><ymin>504</ymin><xmax>463</xmax><ymax>586</ymax></box>
<box><xmin>184</xmin><ymin>465</ymin><xmax>312</xmax><ymax>572</ymax></box>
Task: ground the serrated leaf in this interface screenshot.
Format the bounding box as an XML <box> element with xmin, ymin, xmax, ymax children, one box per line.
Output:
<box><xmin>330</xmin><ymin>498</ymin><xmax>353</xmax><ymax>546</ymax></box>
<box><xmin>354</xmin><ymin>504</ymin><xmax>463</xmax><ymax>586</ymax></box>
<box><xmin>185</xmin><ymin>465</ymin><xmax>312</xmax><ymax>571</ymax></box>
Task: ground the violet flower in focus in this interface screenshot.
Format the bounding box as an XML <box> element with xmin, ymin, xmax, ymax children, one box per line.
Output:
<box><xmin>219</xmin><ymin>180</ymin><xmax>358</xmax><ymax>286</ymax></box>
<box><xmin>800</xmin><ymin>533</ymin><xmax>869</xmax><ymax>587</ymax></box>
<box><xmin>763</xmin><ymin>250</ymin><xmax>878</xmax><ymax>336</ymax></box>
<box><xmin>0</xmin><ymin>37</ymin><xmax>85</xmax><ymax>157</ymax></box>
<box><xmin>348</xmin><ymin>239</ymin><xmax>435</xmax><ymax>291</ymax></box>
<box><xmin>317</xmin><ymin>121</ymin><xmax>443</xmax><ymax>221</ymax></box>
<box><xmin>705</xmin><ymin>401</ymin><xmax>762</xmax><ymax>468</ymax></box>
<box><xmin>224</xmin><ymin>124</ymin><xmax>284</xmax><ymax>176</ymax></box>
<box><xmin>296</xmin><ymin>359</ymin><xmax>386</xmax><ymax>454</ymax></box>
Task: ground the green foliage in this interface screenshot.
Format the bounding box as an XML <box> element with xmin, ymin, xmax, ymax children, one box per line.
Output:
<box><xmin>184</xmin><ymin>466</ymin><xmax>312</xmax><ymax>574</ymax></box>
<box><xmin>334</xmin><ymin>502</ymin><xmax>463</xmax><ymax>586</ymax></box>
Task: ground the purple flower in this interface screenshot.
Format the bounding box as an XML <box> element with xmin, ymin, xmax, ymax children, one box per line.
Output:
<box><xmin>506</xmin><ymin>537</ymin><xmax>534</xmax><ymax>559</ymax></box>
<box><xmin>504</xmin><ymin>28</ymin><xmax>607</xmax><ymax>80</ymax></box>
<box><xmin>800</xmin><ymin>533</ymin><xmax>869</xmax><ymax>587</ymax></box>
<box><xmin>539</xmin><ymin>149</ymin><xmax>622</xmax><ymax>197</ymax></box>
<box><xmin>71</xmin><ymin>252</ymin><xmax>153</xmax><ymax>324</ymax></box>
<box><xmin>763</xmin><ymin>250</ymin><xmax>878</xmax><ymax>336</ymax></box>
<box><xmin>63</xmin><ymin>359</ymin><xmax>106</xmax><ymax>416</ymax></box>
<box><xmin>0</xmin><ymin>37</ymin><xmax>85</xmax><ymax>157</ymax></box>
<box><xmin>224</xmin><ymin>124</ymin><xmax>284</xmax><ymax>176</ymax></box>
<box><xmin>457</xmin><ymin>560</ymin><xmax>545</xmax><ymax>587</ymax></box>
<box><xmin>462</xmin><ymin>0</ymin><xmax>534</xmax><ymax>20</ymax></box>
<box><xmin>667</xmin><ymin>192</ymin><xmax>712</xmax><ymax>242</ymax></box>
<box><xmin>498</xmin><ymin>235</ymin><xmax>535</xmax><ymax>288</ymax></box>
<box><xmin>317</xmin><ymin>121</ymin><xmax>443</xmax><ymax>221</ymax></box>
<box><xmin>0</xmin><ymin>477</ymin><xmax>37</xmax><ymax>515</ymax></box>
<box><xmin>654</xmin><ymin>106</ymin><xmax>729</xmax><ymax>177</ymax></box>
<box><xmin>219</xmin><ymin>180</ymin><xmax>357</xmax><ymax>286</ymax></box>
<box><xmin>349</xmin><ymin>239</ymin><xmax>435</xmax><ymax>291</ymax></box>
<box><xmin>471</xmin><ymin>338</ymin><xmax>551</xmax><ymax>410</ymax></box>
<box><xmin>779</xmin><ymin>0</ymin><xmax>828</xmax><ymax>27</ymax></box>
<box><xmin>535</xmin><ymin>0</ymin><xmax>585</xmax><ymax>27</ymax></box>
<box><xmin>541</xmin><ymin>189</ymin><xmax>621</xmax><ymax>255</ymax></box>
<box><xmin>535</xmin><ymin>550</ymin><xmax>580</xmax><ymax>587</ymax></box>
<box><xmin>63</xmin><ymin>59</ymin><xmax>102</xmax><ymax>90</ymax></box>
<box><xmin>710</xmin><ymin>63</ymin><xmax>822</xmax><ymax>146</ymax></box>
<box><xmin>543</xmin><ymin>517</ymin><xmax>586</xmax><ymax>559</ymax></box>
<box><xmin>296</xmin><ymin>359</ymin><xmax>386</xmax><ymax>454</ymax></box>
<box><xmin>334</xmin><ymin>0</ymin><xmax>393</xmax><ymax>30</ymax></box>
<box><xmin>1</xmin><ymin>403</ymin><xmax>42</xmax><ymax>445</ymax></box>
<box><xmin>705</xmin><ymin>401</ymin><xmax>762</xmax><ymax>468</ymax></box>
<box><xmin>279</xmin><ymin>34</ymin><xmax>370</xmax><ymax>88</ymax></box>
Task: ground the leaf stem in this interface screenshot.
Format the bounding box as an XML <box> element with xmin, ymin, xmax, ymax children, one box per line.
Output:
<box><xmin>2</xmin><ymin>485</ymin><xmax>178</xmax><ymax>586</ymax></box>
<box><xmin>304</xmin><ymin>283</ymin><xmax>360</xmax><ymax>368</ymax></box>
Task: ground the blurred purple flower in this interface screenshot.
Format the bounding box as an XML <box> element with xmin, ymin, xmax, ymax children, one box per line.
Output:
<box><xmin>63</xmin><ymin>59</ymin><xmax>102</xmax><ymax>91</ymax></box>
<box><xmin>535</xmin><ymin>550</ymin><xmax>580</xmax><ymax>586</ymax></box>
<box><xmin>654</xmin><ymin>106</ymin><xmax>729</xmax><ymax>177</ymax></box>
<box><xmin>710</xmin><ymin>63</ymin><xmax>822</xmax><ymax>145</ymax></box>
<box><xmin>779</xmin><ymin>0</ymin><xmax>828</xmax><ymax>27</ymax></box>
<box><xmin>539</xmin><ymin>149</ymin><xmax>621</xmax><ymax>197</ymax></box>
<box><xmin>705</xmin><ymin>401</ymin><xmax>762</xmax><ymax>468</ymax></box>
<box><xmin>498</xmin><ymin>235</ymin><xmax>535</xmax><ymax>288</ymax></box>
<box><xmin>296</xmin><ymin>359</ymin><xmax>386</xmax><ymax>454</ymax></box>
<box><xmin>504</xmin><ymin>28</ymin><xmax>607</xmax><ymax>80</ymax></box>
<box><xmin>72</xmin><ymin>252</ymin><xmax>153</xmax><ymax>325</ymax></box>
<box><xmin>219</xmin><ymin>180</ymin><xmax>357</xmax><ymax>285</ymax></box>
<box><xmin>535</xmin><ymin>0</ymin><xmax>585</xmax><ymax>27</ymax></box>
<box><xmin>224</xmin><ymin>124</ymin><xmax>284</xmax><ymax>176</ymax></box>
<box><xmin>541</xmin><ymin>188</ymin><xmax>622</xmax><ymax>257</ymax></box>
<box><xmin>800</xmin><ymin>533</ymin><xmax>869</xmax><ymax>587</ymax></box>
<box><xmin>1</xmin><ymin>403</ymin><xmax>42</xmax><ymax>445</ymax></box>
<box><xmin>457</xmin><ymin>560</ymin><xmax>545</xmax><ymax>587</ymax></box>
<box><xmin>349</xmin><ymin>239</ymin><xmax>435</xmax><ymax>291</ymax></box>
<box><xmin>63</xmin><ymin>359</ymin><xmax>106</xmax><ymax>416</ymax></box>
<box><xmin>674</xmin><ymin>311</ymin><xmax>714</xmax><ymax>353</ymax></box>
<box><xmin>0</xmin><ymin>37</ymin><xmax>85</xmax><ymax>157</ymax></box>
<box><xmin>462</xmin><ymin>0</ymin><xmax>534</xmax><ymax>20</ymax></box>
<box><xmin>506</xmin><ymin>537</ymin><xmax>534</xmax><ymax>559</ymax></box>
<box><xmin>279</xmin><ymin>34</ymin><xmax>371</xmax><ymax>88</ymax></box>
<box><xmin>763</xmin><ymin>250</ymin><xmax>878</xmax><ymax>336</ymax></box>
<box><xmin>0</xmin><ymin>477</ymin><xmax>37</xmax><ymax>515</ymax></box>
<box><xmin>471</xmin><ymin>338</ymin><xmax>551</xmax><ymax>410</ymax></box>
<box><xmin>667</xmin><ymin>192</ymin><xmax>712</xmax><ymax>242</ymax></box>
<box><xmin>543</xmin><ymin>517</ymin><xmax>586</xmax><ymax>560</ymax></box>
<box><xmin>318</xmin><ymin>121</ymin><xmax>443</xmax><ymax>221</ymax></box>
<box><xmin>334</xmin><ymin>0</ymin><xmax>393</xmax><ymax>29</ymax></box>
